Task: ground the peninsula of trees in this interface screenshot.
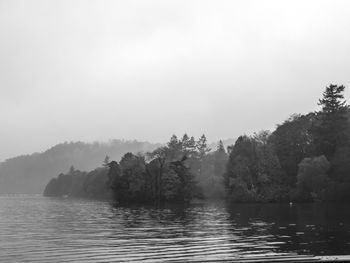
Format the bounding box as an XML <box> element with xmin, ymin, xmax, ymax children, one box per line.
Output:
<box><xmin>44</xmin><ymin>84</ymin><xmax>350</xmax><ymax>203</ymax></box>
<box><xmin>44</xmin><ymin>134</ymin><xmax>226</xmax><ymax>203</ymax></box>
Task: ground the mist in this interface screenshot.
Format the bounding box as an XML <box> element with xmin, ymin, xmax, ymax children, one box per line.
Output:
<box><xmin>1</xmin><ymin>0</ymin><xmax>350</xmax><ymax>161</ymax></box>
<box><xmin>3</xmin><ymin>1</ymin><xmax>350</xmax><ymax>262</ymax></box>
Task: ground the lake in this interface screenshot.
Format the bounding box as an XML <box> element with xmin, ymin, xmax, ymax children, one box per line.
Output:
<box><xmin>1</xmin><ymin>195</ymin><xmax>350</xmax><ymax>262</ymax></box>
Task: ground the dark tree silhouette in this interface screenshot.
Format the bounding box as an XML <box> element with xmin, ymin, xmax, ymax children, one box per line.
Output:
<box><xmin>313</xmin><ymin>84</ymin><xmax>348</xmax><ymax>158</ymax></box>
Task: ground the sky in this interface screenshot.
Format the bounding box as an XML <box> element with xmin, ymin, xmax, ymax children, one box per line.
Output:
<box><xmin>1</xmin><ymin>0</ymin><xmax>350</xmax><ymax>161</ymax></box>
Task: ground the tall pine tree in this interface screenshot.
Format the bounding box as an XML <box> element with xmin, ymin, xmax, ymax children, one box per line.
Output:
<box><xmin>313</xmin><ymin>84</ymin><xmax>348</xmax><ymax>158</ymax></box>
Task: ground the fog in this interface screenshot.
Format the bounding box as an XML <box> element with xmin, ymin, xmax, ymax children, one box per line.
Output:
<box><xmin>1</xmin><ymin>0</ymin><xmax>350</xmax><ymax>161</ymax></box>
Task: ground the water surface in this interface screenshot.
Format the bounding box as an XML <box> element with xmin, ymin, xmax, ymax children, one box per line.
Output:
<box><xmin>1</xmin><ymin>195</ymin><xmax>350</xmax><ymax>262</ymax></box>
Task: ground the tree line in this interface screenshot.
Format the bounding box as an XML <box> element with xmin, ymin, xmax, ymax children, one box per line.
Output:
<box><xmin>44</xmin><ymin>134</ymin><xmax>228</xmax><ymax>203</ymax></box>
<box><xmin>225</xmin><ymin>84</ymin><xmax>350</xmax><ymax>202</ymax></box>
<box><xmin>45</xmin><ymin>84</ymin><xmax>350</xmax><ymax>203</ymax></box>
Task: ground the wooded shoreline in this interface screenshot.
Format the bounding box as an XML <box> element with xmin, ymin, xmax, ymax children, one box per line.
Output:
<box><xmin>45</xmin><ymin>85</ymin><xmax>350</xmax><ymax>204</ymax></box>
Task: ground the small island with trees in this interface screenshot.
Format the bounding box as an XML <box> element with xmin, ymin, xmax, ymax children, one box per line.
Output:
<box><xmin>44</xmin><ymin>84</ymin><xmax>350</xmax><ymax>204</ymax></box>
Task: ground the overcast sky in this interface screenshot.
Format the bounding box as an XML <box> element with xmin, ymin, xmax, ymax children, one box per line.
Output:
<box><xmin>1</xmin><ymin>0</ymin><xmax>350</xmax><ymax>161</ymax></box>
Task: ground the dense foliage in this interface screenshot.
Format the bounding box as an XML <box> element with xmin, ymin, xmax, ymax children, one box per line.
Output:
<box><xmin>44</xmin><ymin>135</ymin><xmax>228</xmax><ymax>204</ymax></box>
<box><xmin>44</xmin><ymin>84</ymin><xmax>350</xmax><ymax>203</ymax></box>
<box><xmin>225</xmin><ymin>84</ymin><xmax>350</xmax><ymax>202</ymax></box>
<box><xmin>44</xmin><ymin>165</ymin><xmax>113</xmax><ymax>199</ymax></box>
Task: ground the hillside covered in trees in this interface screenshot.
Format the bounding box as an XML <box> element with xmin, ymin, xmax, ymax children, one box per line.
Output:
<box><xmin>44</xmin><ymin>84</ymin><xmax>350</xmax><ymax>204</ymax></box>
<box><xmin>0</xmin><ymin>140</ymin><xmax>160</xmax><ymax>194</ymax></box>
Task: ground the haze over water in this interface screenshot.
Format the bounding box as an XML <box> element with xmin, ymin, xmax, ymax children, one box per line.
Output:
<box><xmin>1</xmin><ymin>195</ymin><xmax>350</xmax><ymax>262</ymax></box>
<box><xmin>2</xmin><ymin>0</ymin><xmax>350</xmax><ymax>161</ymax></box>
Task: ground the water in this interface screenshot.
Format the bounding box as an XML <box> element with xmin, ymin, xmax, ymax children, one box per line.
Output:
<box><xmin>1</xmin><ymin>196</ymin><xmax>350</xmax><ymax>262</ymax></box>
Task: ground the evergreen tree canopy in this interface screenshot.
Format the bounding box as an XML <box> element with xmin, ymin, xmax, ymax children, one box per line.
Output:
<box><xmin>196</xmin><ymin>134</ymin><xmax>211</xmax><ymax>158</ymax></box>
<box><xmin>318</xmin><ymin>84</ymin><xmax>347</xmax><ymax>114</ymax></box>
<box><xmin>313</xmin><ymin>84</ymin><xmax>348</xmax><ymax>158</ymax></box>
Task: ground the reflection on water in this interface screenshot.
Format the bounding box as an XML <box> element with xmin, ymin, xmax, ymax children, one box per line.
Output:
<box><xmin>1</xmin><ymin>196</ymin><xmax>350</xmax><ymax>262</ymax></box>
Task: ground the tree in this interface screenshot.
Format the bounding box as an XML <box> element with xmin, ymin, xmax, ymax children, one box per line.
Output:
<box><xmin>83</xmin><ymin>167</ymin><xmax>111</xmax><ymax>199</ymax></box>
<box><xmin>181</xmin><ymin>133</ymin><xmax>190</xmax><ymax>148</ymax></box>
<box><xmin>196</xmin><ymin>134</ymin><xmax>211</xmax><ymax>179</ymax></box>
<box><xmin>170</xmin><ymin>156</ymin><xmax>195</xmax><ymax>202</ymax></box>
<box><xmin>181</xmin><ymin>134</ymin><xmax>197</xmax><ymax>155</ymax></box>
<box><xmin>296</xmin><ymin>155</ymin><xmax>330</xmax><ymax>201</ymax></box>
<box><xmin>196</xmin><ymin>134</ymin><xmax>211</xmax><ymax>158</ymax></box>
<box><xmin>254</xmin><ymin>132</ymin><xmax>288</xmax><ymax>201</ymax></box>
<box><xmin>312</xmin><ymin>84</ymin><xmax>348</xmax><ymax>158</ymax></box>
<box><xmin>119</xmin><ymin>153</ymin><xmax>148</xmax><ymax>202</ymax></box>
<box><xmin>209</xmin><ymin>141</ymin><xmax>228</xmax><ymax>199</ymax></box>
<box><xmin>270</xmin><ymin>114</ymin><xmax>314</xmax><ymax>187</ymax></box>
<box><xmin>68</xmin><ymin>165</ymin><xmax>75</xmax><ymax>175</ymax></box>
<box><xmin>332</xmin><ymin>145</ymin><xmax>350</xmax><ymax>182</ymax></box>
<box><xmin>319</xmin><ymin>84</ymin><xmax>347</xmax><ymax>114</ymax></box>
<box><xmin>145</xmin><ymin>134</ymin><xmax>206</xmax><ymax>203</ymax></box>
<box><xmin>225</xmin><ymin>134</ymin><xmax>288</xmax><ymax>202</ymax></box>
<box><xmin>107</xmin><ymin>160</ymin><xmax>122</xmax><ymax>196</ymax></box>
<box><xmin>103</xmin><ymin>155</ymin><xmax>110</xmax><ymax>167</ymax></box>
<box><xmin>253</xmin><ymin>130</ymin><xmax>270</xmax><ymax>145</ymax></box>
<box><xmin>225</xmin><ymin>136</ymin><xmax>258</xmax><ymax>201</ymax></box>
<box><xmin>167</xmin><ymin>135</ymin><xmax>182</xmax><ymax>160</ymax></box>
<box><xmin>147</xmin><ymin>146</ymin><xmax>168</xmax><ymax>204</ymax></box>
<box><xmin>214</xmin><ymin>140</ymin><xmax>228</xmax><ymax>178</ymax></box>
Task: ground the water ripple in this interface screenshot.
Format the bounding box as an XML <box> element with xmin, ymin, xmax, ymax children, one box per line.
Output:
<box><xmin>1</xmin><ymin>195</ymin><xmax>350</xmax><ymax>262</ymax></box>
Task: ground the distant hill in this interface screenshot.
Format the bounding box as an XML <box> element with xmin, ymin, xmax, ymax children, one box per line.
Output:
<box><xmin>0</xmin><ymin>140</ymin><xmax>160</xmax><ymax>194</ymax></box>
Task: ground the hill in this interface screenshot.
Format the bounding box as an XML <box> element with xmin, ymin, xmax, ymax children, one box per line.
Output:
<box><xmin>0</xmin><ymin>140</ymin><xmax>160</xmax><ymax>194</ymax></box>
